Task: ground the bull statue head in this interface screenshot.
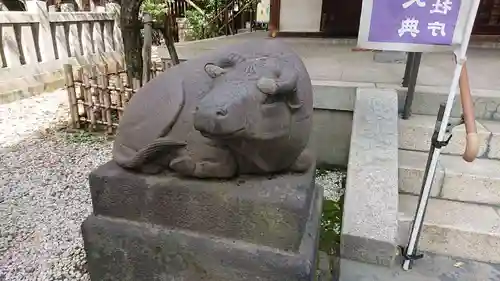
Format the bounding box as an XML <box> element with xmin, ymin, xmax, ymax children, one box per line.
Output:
<box><xmin>194</xmin><ymin>55</ymin><xmax>302</xmax><ymax>141</ymax></box>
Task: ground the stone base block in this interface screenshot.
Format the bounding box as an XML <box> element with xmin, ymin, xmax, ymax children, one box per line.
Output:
<box><xmin>82</xmin><ymin>161</ymin><xmax>323</xmax><ymax>280</ymax></box>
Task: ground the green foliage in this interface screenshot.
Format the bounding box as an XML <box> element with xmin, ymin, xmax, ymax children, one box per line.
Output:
<box><xmin>140</xmin><ymin>0</ymin><xmax>255</xmax><ymax>41</ymax></box>
<box><xmin>141</xmin><ymin>0</ymin><xmax>167</xmax><ymax>23</ymax></box>
<box><xmin>318</xmin><ymin>169</ymin><xmax>347</xmax><ymax>256</ymax></box>
<box><xmin>319</xmin><ymin>197</ymin><xmax>345</xmax><ymax>256</ymax></box>
<box><xmin>185</xmin><ymin>0</ymin><xmax>255</xmax><ymax>40</ymax></box>
<box><xmin>60</xmin><ymin>131</ymin><xmax>109</xmax><ymax>144</ymax></box>
<box><xmin>185</xmin><ymin>0</ymin><xmax>220</xmax><ymax>40</ymax></box>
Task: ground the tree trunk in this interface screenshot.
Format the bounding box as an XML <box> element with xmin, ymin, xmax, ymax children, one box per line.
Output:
<box><xmin>120</xmin><ymin>0</ymin><xmax>143</xmax><ymax>86</ymax></box>
<box><xmin>164</xmin><ymin>13</ymin><xmax>180</xmax><ymax>65</ymax></box>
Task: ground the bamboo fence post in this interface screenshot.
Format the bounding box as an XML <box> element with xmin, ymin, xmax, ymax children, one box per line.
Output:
<box><xmin>150</xmin><ymin>61</ymin><xmax>155</xmax><ymax>79</ymax></box>
<box><xmin>161</xmin><ymin>57</ymin><xmax>169</xmax><ymax>72</ymax></box>
<box><xmin>91</xmin><ymin>65</ymin><xmax>105</xmax><ymax>125</ymax></box>
<box><xmin>75</xmin><ymin>67</ymin><xmax>87</xmax><ymax>124</ymax></box>
<box><xmin>82</xmin><ymin>70</ymin><xmax>96</xmax><ymax>131</ymax></box>
<box><xmin>75</xmin><ymin>67</ymin><xmax>83</xmax><ymax>102</ymax></box>
<box><xmin>63</xmin><ymin>64</ymin><xmax>80</xmax><ymax>129</ymax></box>
<box><xmin>152</xmin><ymin>61</ymin><xmax>159</xmax><ymax>78</ymax></box>
<box><xmin>114</xmin><ymin>61</ymin><xmax>124</xmax><ymax>121</ymax></box>
<box><xmin>99</xmin><ymin>64</ymin><xmax>113</xmax><ymax>134</ymax></box>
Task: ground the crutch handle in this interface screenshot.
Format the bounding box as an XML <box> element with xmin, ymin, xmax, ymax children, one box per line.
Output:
<box><xmin>463</xmin><ymin>133</ymin><xmax>479</xmax><ymax>162</ymax></box>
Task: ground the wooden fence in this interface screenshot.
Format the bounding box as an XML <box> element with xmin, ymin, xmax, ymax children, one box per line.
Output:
<box><xmin>168</xmin><ymin>0</ymin><xmax>188</xmax><ymax>18</ymax></box>
<box><xmin>63</xmin><ymin>57</ymin><xmax>185</xmax><ymax>133</ymax></box>
<box><xmin>62</xmin><ymin>10</ymin><xmax>185</xmax><ymax>134</ymax></box>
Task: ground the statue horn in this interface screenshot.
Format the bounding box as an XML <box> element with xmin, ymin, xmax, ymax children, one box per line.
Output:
<box><xmin>257</xmin><ymin>68</ymin><xmax>298</xmax><ymax>95</ymax></box>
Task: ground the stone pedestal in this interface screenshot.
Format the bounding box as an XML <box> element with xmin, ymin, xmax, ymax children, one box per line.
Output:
<box><xmin>82</xmin><ymin>161</ymin><xmax>322</xmax><ymax>281</ymax></box>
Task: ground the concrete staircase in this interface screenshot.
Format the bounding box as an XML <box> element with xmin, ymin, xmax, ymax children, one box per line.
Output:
<box><xmin>397</xmin><ymin>113</ymin><xmax>500</xmax><ymax>264</ymax></box>
<box><xmin>331</xmin><ymin>85</ymin><xmax>500</xmax><ymax>281</ymax></box>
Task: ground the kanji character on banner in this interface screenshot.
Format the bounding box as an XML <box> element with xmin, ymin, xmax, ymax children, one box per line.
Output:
<box><xmin>398</xmin><ymin>17</ymin><xmax>421</xmax><ymax>37</ymax></box>
<box><xmin>428</xmin><ymin>21</ymin><xmax>447</xmax><ymax>36</ymax></box>
<box><xmin>430</xmin><ymin>0</ymin><xmax>453</xmax><ymax>15</ymax></box>
<box><xmin>402</xmin><ymin>0</ymin><xmax>426</xmax><ymax>9</ymax></box>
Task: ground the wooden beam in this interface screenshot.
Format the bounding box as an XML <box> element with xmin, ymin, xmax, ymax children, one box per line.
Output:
<box><xmin>269</xmin><ymin>0</ymin><xmax>280</xmax><ymax>37</ymax></box>
<box><xmin>185</xmin><ymin>0</ymin><xmax>205</xmax><ymax>16</ymax></box>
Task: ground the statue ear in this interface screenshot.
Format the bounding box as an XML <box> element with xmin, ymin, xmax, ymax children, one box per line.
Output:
<box><xmin>204</xmin><ymin>63</ymin><xmax>226</xmax><ymax>78</ymax></box>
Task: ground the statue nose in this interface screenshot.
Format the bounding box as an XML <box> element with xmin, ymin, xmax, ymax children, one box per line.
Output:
<box><xmin>195</xmin><ymin>106</ymin><xmax>227</xmax><ymax>118</ymax></box>
<box><xmin>216</xmin><ymin>108</ymin><xmax>227</xmax><ymax>117</ymax></box>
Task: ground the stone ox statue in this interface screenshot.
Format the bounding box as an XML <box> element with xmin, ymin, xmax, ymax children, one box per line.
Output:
<box><xmin>112</xmin><ymin>39</ymin><xmax>313</xmax><ymax>179</ymax></box>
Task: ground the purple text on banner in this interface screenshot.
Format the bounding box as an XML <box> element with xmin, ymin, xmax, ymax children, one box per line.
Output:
<box><xmin>368</xmin><ymin>0</ymin><xmax>461</xmax><ymax>46</ymax></box>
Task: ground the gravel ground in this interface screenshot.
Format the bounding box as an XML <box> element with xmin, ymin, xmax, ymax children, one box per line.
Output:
<box><xmin>0</xmin><ymin>91</ymin><xmax>112</xmax><ymax>281</ymax></box>
<box><xmin>0</xmin><ymin>89</ymin><xmax>69</xmax><ymax>149</ymax></box>
<box><xmin>316</xmin><ymin>169</ymin><xmax>346</xmax><ymax>201</ymax></box>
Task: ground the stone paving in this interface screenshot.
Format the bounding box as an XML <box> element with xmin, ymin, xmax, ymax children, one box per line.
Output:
<box><xmin>339</xmin><ymin>253</ymin><xmax>500</xmax><ymax>281</ymax></box>
<box><xmin>155</xmin><ymin>31</ymin><xmax>500</xmax><ymax>92</ymax></box>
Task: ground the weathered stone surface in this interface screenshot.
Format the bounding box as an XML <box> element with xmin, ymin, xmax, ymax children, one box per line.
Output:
<box><xmin>312</xmin><ymin>81</ymin><xmax>358</xmax><ymax>111</ymax></box>
<box><xmin>311</xmin><ymin>110</ymin><xmax>352</xmax><ymax>167</ymax></box>
<box><xmin>439</xmin><ymin>154</ymin><xmax>500</xmax><ymax>206</ymax></box>
<box><xmin>398</xmin><ymin>114</ymin><xmax>491</xmax><ymax>158</ymax></box>
<box><xmin>482</xmin><ymin>120</ymin><xmax>500</xmax><ymax>160</ymax></box>
<box><xmin>341</xmin><ymin>88</ymin><xmax>399</xmax><ymax>267</ymax></box>
<box><xmin>339</xmin><ymin>253</ymin><xmax>500</xmax><ymax>281</ymax></box>
<box><xmin>89</xmin><ymin>161</ymin><xmax>317</xmax><ymax>252</ymax></box>
<box><xmin>316</xmin><ymin>251</ymin><xmax>333</xmax><ymax>281</ymax></box>
<box><xmin>398</xmin><ymin>150</ymin><xmax>445</xmax><ymax>197</ymax></box>
<box><xmin>394</xmin><ymin>86</ymin><xmax>500</xmax><ymax>121</ymax></box>
<box><xmin>399</xmin><ymin>150</ymin><xmax>500</xmax><ymax>205</ymax></box>
<box><xmin>373</xmin><ymin>51</ymin><xmax>407</xmax><ymax>64</ymax></box>
<box><xmin>112</xmin><ymin>39</ymin><xmax>314</xmax><ymax>179</ymax></box>
<box><xmin>398</xmin><ymin>194</ymin><xmax>500</xmax><ymax>264</ymax></box>
<box><xmin>82</xmin><ymin>181</ymin><xmax>323</xmax><ymax>281</ymax></box>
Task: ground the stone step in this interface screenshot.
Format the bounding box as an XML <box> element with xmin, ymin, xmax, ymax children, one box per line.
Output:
<box><xmin>310</xmin><ymin>81</ymin><xmax>500</xmax><ymax>122</ymax></box>
<box><xmin>338</xmin><ymin>253</ymin><xmax>500</xmax><ymax>281</ymax></box>
<box><xmin>399</xmin><ymin>114</ymin><xmax>500</xmax><ymax>160</ymax></box>
<box><xmin>397</xmin><ymin>87</ymin><xmax>500</xmax><ymax>122</ymax></box>
<box><xmin>483</xmin><ymin>120</ymin><xmax>500</xmax><ymax>160</ymax></box>
<box><xmin>397</xmin><ymin>194</ymin><xmax>500</xmax><ymax>265</ymax></box>
<box><xmin>399</xmin><ymin>150</ymin><xmax>500</xmax><ymax>205</ymax></box>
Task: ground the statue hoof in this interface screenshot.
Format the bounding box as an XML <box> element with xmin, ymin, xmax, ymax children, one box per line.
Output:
<box><xmin>169</xmin><ymin>156</ymin><xmax>196</xmax><ymax>176</ymax></box>
<box><xmin>140</xmin><ymin>164</ymin><xmax>164</xmax><ymax>174</ymax></box>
